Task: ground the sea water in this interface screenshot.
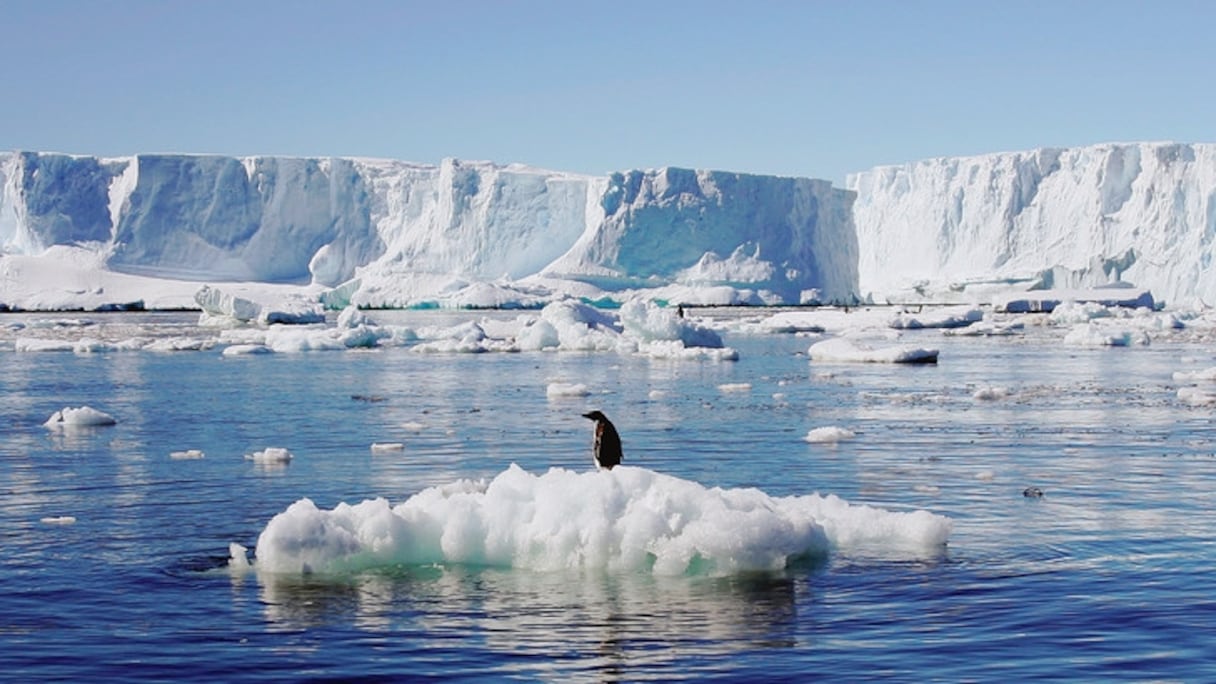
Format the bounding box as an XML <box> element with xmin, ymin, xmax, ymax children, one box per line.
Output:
<box><xmin>1</xmin><ymin>311</ymin><xmax>1214</xmax><ymax>681</ymax></box>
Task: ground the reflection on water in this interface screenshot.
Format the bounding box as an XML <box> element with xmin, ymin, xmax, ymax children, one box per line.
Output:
<box><xmin>245</xmin><ymin>564</ymin><xmax>806</xmax><ymax>680</ymax></box>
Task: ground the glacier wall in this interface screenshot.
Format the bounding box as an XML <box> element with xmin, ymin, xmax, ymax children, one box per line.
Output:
<box><xmin>0</xmin><ymin>152</ymin><xmax>858</xmax><ymax>306</ymax></box>
<box><xmin>847</xmin><ymin>142</ymin><xmax>1216</xmax><ymax>307</ymax></box>
<box><xmin>8</xmin><ymin>141</ymin><xmax>1216</xmax><ymax>311</ymax></box>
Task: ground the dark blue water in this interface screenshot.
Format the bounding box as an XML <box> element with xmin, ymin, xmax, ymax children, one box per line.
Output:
<box><xmin>2</xmin><ymin>312</ymin><xmax>1215</xmax><ymax>681</ymax></box>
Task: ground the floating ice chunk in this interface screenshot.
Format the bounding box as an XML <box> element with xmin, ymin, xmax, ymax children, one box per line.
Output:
<box><xmin>618</xmin><ymin>298</ymin><xmax>724</xmax><ymax>348</ymax></box>
<box><xmin>547</xmin><ymin>382</ymin><xmax>591</xmax><ymax>398</ymax></box>
<box><xmin>370</xmin><ymin>443</ymin><xmax>405</xmax><ymax>453</ymax></box>
<box><xmin>975</xmin><ymin>470</ymin><xmax>996</xmax><ymax>481</ymax></box>
<box><xmin>44</xmin><ymin>406</ymin><xmax>117</xmax><ymax>428</ymax></box>
<box><xmin>170</xmin><ymin>449</ymin><xmax>206</xmax><ymax>460</ymax></box>
<box><xmin>41</xmin><ymin>516</ymin><xmax>77</xmax><ymax>525</ymax></box>
<box><xmin>888</xmin><ymin>305</ymin><xmax>982</xmax><ymax>329</ymax></box>
<box><xmin>1173</xmin><ymin>367</ymin><xmax>1216</xmax><ymax>382</ymax></box>
<box><xmin>809</xmin><ymin>337</ymin><xmax>939</xmax><ymax>364</ymax></box>
<box><xmin>1049</xmin><ymin>301</ymin><xmax>1113</xmax><ymax>325</ymax></box>
<box><xmin>228</xmin><ymin>542</ymin><xmax>251</xmax><ymax>571</ymax></box>
<box><xmin>640</xmin><ymin>339</ymin><xmax>739</xmax><ymax>361</ymax></box>
<box><xmin>972</xmin><ymin>386</ymin><xmax>1010</xmax><ymax>400</ymax></box>
<box><xmin>718</xmin><ymin>383</ymin><xmax>752</xmax><ymax>393</ymax></box>
<box><xmin>261</xmin><ymin>300</ymin><xmax>325</xmax><ymax>325</ymax></box>
<box><xmin>943</xmin><ymin>320</ymin><xmax>1023</xmax><ymax>337</ymax></box>
<box><xmin>15</xmin><ymin>338</ymin><xmax>75</xmax><ymax>352</ymax></box>
<box><xmin>196</xmin><ymin>285</ymin><xmax>324</xmax><ymax>325</ymax></box>
<box><xmin>804</xmin><ymin>426</ymin><xmax>856</xmax><ymax>443</ymax></box>
<box><xmin>222</xmin><ymin>344</ymin><xmax>273</xmax><ymax>356</ymax></box>
<box><xmin>994</xmin><ymin>287</ymin><xmax>1155</xmax><ymax>313</ymax></box>
<box><xmin>538</xmin><ymin>300</ymin><xmax>624</xmax><ymax>351</ymax></box>
<box><xmin>1063</xmin><ymin>323</ymin><xmax>1150</xmax><ymax>347</ymax></box>
<box><xmin>751</xmin><ymin>312</ymin><xmax>826</xmax><ymax>334</ymax></box>
<box><xmin>246</xmin><ymin>464</ymin><xmax>952</xmax><ymax>576</ymax></box>
<box><xmin>409</xmin><ymin>320</ymin><xmax>519</xmax><ymax>353</ymax></box>
<box><xmin>144</xmin><ymin>337</ymin><xmax>215</xmax><ymax>352</ymax></box>
<box><xmin>1177</xmin><ymin>386</ymin><xmax>1216</xmax><ymax>406</ymax></box>
<box><xmin>195</xmin><ymin>285</ymin><xmax>263</xmax><ymax>322</ymax></box>
<box><xmin>516</xmin><ymin>318</ymin><xmax>561</xmax><ymax>351</ymax></box>
<box><xmin>262</xmin><ymin>325</ymin><xmax>346</xmax><ymax>352</ymax></box>
<box><xmin>246</xmin><ymin>447</ymin><xmax>293</xmax><ymax>463</ymax></box>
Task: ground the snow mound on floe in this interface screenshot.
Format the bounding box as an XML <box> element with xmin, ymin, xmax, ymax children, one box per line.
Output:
<box><xmin>236</xmin><ymin>464</ymin><xmax>952</xmax><ymax>576</ymax></box>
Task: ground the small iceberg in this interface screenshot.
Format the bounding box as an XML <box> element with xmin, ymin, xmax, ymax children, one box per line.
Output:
<box><xmin>809</xmin><ymin>337</ymin><xmax>939</xmax><ymax>364</ymax></box>
<box><xmin>236</xmin><ymin>464</ymin><xmax>953</xmax><ymax>577</ymax></box>
<box><xmin>546</xmin><ymin>382</ymin><xmax>591</xmax><ymax>398</ymax></box>
<box><xmin>44</xmin><ymin>406</ymin><xmax>117</xmax><ymax>428</ymax></box>
<box><xmin>246</xmin><ymin>447</ymin><xmax>294</xmax><ymax>464</ymax></box>
<box><xmin>804</xmin><ymin>426</ymin><xmax>856</xmax><ymax>443</ymax></box>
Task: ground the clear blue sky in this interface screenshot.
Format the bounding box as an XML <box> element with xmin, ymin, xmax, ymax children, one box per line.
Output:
<box><xmin>3</xmin><ymin>0</ymin><xmax>1213</xmax><ymax>183</ymax></box>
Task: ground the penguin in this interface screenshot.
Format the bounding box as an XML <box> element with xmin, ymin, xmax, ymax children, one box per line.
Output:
<box><xmin>581</xmin><ymin>410</ymin><xmax>623</xmax><ymax>470</ymax></box>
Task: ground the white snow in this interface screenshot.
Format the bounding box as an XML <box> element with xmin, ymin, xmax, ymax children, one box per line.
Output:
<box><xmin>44</xmin><ymin>406</ymin><xmax>117</xmax><ymax>428</ymax></box>
<box><xmin>234</xmin><ymin>464</ymin><xmax>952</xmax><ymax>576</ymax></box>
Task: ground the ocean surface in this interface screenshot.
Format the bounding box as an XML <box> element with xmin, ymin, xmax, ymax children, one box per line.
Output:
<box><xmin>2</xmin><ymin>309</ymin><xmax>1214</xmax><ymax>681</ymax></box>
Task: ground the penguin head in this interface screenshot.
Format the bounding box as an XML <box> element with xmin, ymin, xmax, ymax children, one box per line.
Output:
<box><xmin>582</xmin><ymin>410</ymin><xmax>607</xmax><ymax>422</ymax></box>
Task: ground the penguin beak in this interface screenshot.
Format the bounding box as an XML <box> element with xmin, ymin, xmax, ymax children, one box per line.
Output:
<box><xmin>581</xmin><ymin>412</ymin><xmax>595</xmax><ymax>420</ymax></box>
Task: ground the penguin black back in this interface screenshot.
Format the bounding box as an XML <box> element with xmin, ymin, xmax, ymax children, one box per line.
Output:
<box><xmin>581</xmin><ymin>410</ymin><xmax>623</xmax><ymax>470</ymax></box>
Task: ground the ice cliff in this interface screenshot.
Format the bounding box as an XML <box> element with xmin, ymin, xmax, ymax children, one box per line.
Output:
<box><xmin>848</xmin><ymin>142</ymin><xmax>1216</xmax><ymax>307</ymax></box>
<box><xmin>5</xmin><ymin>141</ymin><xmax>1216</xmax><ymax>311</ymax></box>
<box><xmin>0</xmin><ymin>152</ymin><xmax>857</xmax><ymax>309</ymax></box>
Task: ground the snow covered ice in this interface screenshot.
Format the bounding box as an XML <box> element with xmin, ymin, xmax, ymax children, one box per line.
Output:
<box><xmin>0</xmin><ymin>153</ymin><xmax>856</xmax><ymax>310</ymax></box>
<box><xmin>8</xmin><ymin>142</ymin><xmax>1216</xmax><ymax>311</ymax></box>
<box><xmin>43</xmin><ymin>405</ymin><xmax>117</xmax><ymax>428</ymax></box>
<box><xmin>808</xmin><ymin>337</ymin><xmax>939</xmax><ymax>364</ymax></box>
<box><xmin>848</xmin><ymin>142</ymin><xmax>1216</xmax><ymax>307</ymax></box>
<box><xmin>233</xmin><ymin>464</ymin><xmax>952</xmax><ymax>577</ymax></box>
<box><xmin>804</xmin><ymin>427</ymin><xmax>857</xmax><ymax>444</ymax></box>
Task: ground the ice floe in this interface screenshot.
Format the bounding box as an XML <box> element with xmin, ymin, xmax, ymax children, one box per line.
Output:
<box><xmin>809</xmin><ymin>337</ymin><xmax>939</xmax><ymax>364</ymax></box>
<box><xmin>234</xmin><ymin>464</ymin><xmax>952</xmax><ymax>576</ymax></box>
<box><xmin>246</xmin><ymin>447</ymin><xmax>294</xmax><ymax>464</ymax></box>
<box><xmin>44</xmin><ymin>406</ymin><xmax>117</xmax><ymax>428</ymax></box>
<box><xmin>804</xmin><ymin>426</ymin><xmax>857</xmax><ymax>443</ymax></box>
